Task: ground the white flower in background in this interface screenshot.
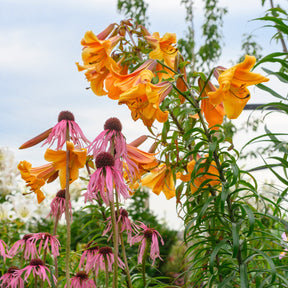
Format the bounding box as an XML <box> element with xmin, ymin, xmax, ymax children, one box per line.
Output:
<box><xmin>0</xmin><ymin>147</ymin><xmax>19</xmax><ymax>196</ymax></box>
<box><xmin>8</xmin><ymin>192</ymin><xmax>37</xmax><ymax>221</ymax></box>
<box><xmin>0</xmin><ymin>202</ymin><xmax>15</xmax><ymax>220</ymax></box>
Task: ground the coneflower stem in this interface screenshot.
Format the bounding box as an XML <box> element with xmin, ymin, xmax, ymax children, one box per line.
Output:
<box><xmin>109</xmin><ymin>199</ymin><xmax>118</xmax><ymax>288</ymax></box>
<box><xmin>40</xmin><ymin>249</ymin><xmax>48</xmax><ymax>288</ymax></box>
<box><xmin>34</xmin><ymin>273</ymin><xmax>38</xmax><ymax>288</ymax></box>
<box><xmin>119</xmin><ymin>227</ymin><xmax>133</xmax><ymax>288</ymax></box>
<box><xmin>104</xmin><ymin>257</ymin><xmax>110</xmax><ymax>288</ymax></box>
<box><xmin>142</xmin><ymin>239</ymin><xmax>151</xmax><ymax>287</ymax></box>
<box><xmin>65</xmin><ymin>125</ymin><xmax>71</xmax><ymax>287</ymax></box>
<box><xmin>53</xmin><ymin>210</ymin><xmax>60</xmax><ymax>283</ymax></box>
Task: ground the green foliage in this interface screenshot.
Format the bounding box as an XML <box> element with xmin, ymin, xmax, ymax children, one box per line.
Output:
<box><xmin>117</xmin><ymin>0</ymin><xmax>149</xmax><ymax>26</ymax></box>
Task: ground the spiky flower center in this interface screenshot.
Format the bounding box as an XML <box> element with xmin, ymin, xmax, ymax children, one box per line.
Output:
<box><xmin>30</xmin><ymin>259</ymin><xmax>44</xmax><ymax>266</ymax></box>
<box><xmin>76</xmin><ymin>271</ymin><xmax>88</xmax><ymax>280</ymax></box>
<box><xmin>7</xmin><ymin>266</ymin><xmax>19</xmax><ymax>274</ymax></box>
<box><xmin>58</xmin><ymin>111</ymin><xmax>75</xmax><ymax>122</ymax></box>
<box><xmin>120</xmin><ymin>209</ymin><xmax>129</xmax><ymax>218</ymax></box>
<box><xmin>95</xmin><ymin>152</ymin><xmax>115</xmax><ymax>168</ymax></box>
<box><xmin>86</xmin><ymin>241</ymin><xmax>98</xmax><ymax>251</ymax></box>
<box><xmin>56</xmin><ymin>189</ymin><xmax>66</xmax><ymax>199</ymax></box>
<box><xmin>22</xmin><ymin>234</ymin><xmax>32</xmax><ymax>241</ymax></box>
<box><xmin>104</xmin><ymin>117</ymin><xmax>122</xmax><ymax>132</ymax></box>
<box><xmin>144</xmin><ymin>229</ymin><xmax>153</xmax><ymax>239</ymax></box>
<box><xmin>99</xmin><ymin>246</ymin><xmax>112</xmax><ymax>255</ymax></box>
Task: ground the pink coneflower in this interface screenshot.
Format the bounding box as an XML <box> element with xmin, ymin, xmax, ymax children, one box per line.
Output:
<box><xmin>103</xmin><ymin>208</ymin><xmax>138</xmax><ymax>244</ymax></box>
<box><xmin>88</xmin><ymin>118</ymin><xmax>138</xmax><ymax>177</ymax></box>
<box><xmin>19</xmin><ymin>258</ymin><xmax>56</xmax><ymax>287</ymax></box>
<box><xmin>9</xmin><ymin>234</ymin><xmax>37</xmax><ymax>260</ymax></box>
<box><xmin>79</xmin><ymin>241</ymin><xmax>99</xmax><ymax>272</ymax></box>
<box><xmin>86</xmin><ymin>246</ymin><xmax>124</xmax><ymax>276</ymax></box>
<box><xmin>0</xmin><ymin>266</ymin><xmax>24</xmax><ymax>288</ymax></box>
<box><xmin>29</xmin><ymin>232</ymin><xmax>60</xmax><ymax>258</ymax></box>
<box><xmin>0</xmin><ymin>239</ymin><xmax>10</xmax><ymax>261</ymax></box>
<box><xmin>84</xmin><ymin>152</ymin><xmax>130</xmax><ymax>205</ymax></box>
<box><xmin>48</xmin><ymin>189</ymin><xmax>72</xmax><ymax>221</ymax></box>
<box><xmin>42</xmin><ymin>111</ymin><xmax>90</xmax><ymax>150</ymax></box>
<box><xmin>131</xmin><ymin>222</ymin><xmax>164</xmax><ymax>265</ymax></box>
<box><xmin>279</xmin><ymin>232</ymin><xmax>288</xmax><ymax>259</ymax></box>
<box><xmin>66</xmin><ymin>271</ymin><xmax>96</xmax><ymax>288</ymax></box>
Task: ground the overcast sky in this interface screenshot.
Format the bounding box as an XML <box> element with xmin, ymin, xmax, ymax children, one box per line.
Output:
<box><xmin>1</xmin><ymin>0</ymin><xmax>287</xmax><ymax>229</ymax></box>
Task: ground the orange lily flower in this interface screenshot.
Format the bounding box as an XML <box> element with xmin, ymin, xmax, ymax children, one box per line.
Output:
<box><xmin>141</xmin><ymin>163</ymin><xmax>175</xmax><ymax>200</ymax></box>
<box><xmin>80</xmin><ymin>30</ymin><xmax>121</xmax><ymax>73</ymax></box>
<box><xmin>18</xmin><ymin>161</ymin><xmax>57</xmax><ymax>203</ymax></box>
<box><xmin>145</xmin><ymin>32</ymin><xmax>178</xmax><ymax>69</ymax></box>
<box><xmin>198</xmin><ymin>78</ymin><xmax>225</xmax><ymax>129</ymax></box>
<box><xmin>118</xmin><ymin>70</ymin><xmax>172</xmax><ymax>127</ymax></box>
<box><xmin>44</xmin><ymin>142</ymin><xmax>87</xmax><ymax>190</ymax></box>
<box><xmin>208</xmin><ymin>55</ymin><xmax>269</xmax><ymax>119</ymax></box>
<box><xmin>178</xmin><ymin>157</ymin><xmax>220</xmax><ymax>193</ymax></box>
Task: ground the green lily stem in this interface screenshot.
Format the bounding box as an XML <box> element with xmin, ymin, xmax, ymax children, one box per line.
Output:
<box><xmin>109</xmin><ymin>198</ymin><xmax>118</xmax><ymax>288</ymax></box>
<box><xmin>65</xmin><ymin>126</ymin><xmax>71</xmax><ymax>288</ymax></box>
<box><xmin>142</xmin><ymin>238</ymin><xmax>151</xmax><ymax>287</ymax></box>
<box><xmin>171</xmin><ymin>66</ymin><xmax>244</xmax><ymax>278</ymax></box>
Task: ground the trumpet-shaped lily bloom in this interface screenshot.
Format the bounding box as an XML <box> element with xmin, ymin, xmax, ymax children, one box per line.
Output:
<box><xmin>178</xmin><ymin>157</ymin><xmax>220</xmax><ymax>193</ymax></box>
<box><xmin>119</xmin><ymin>71</ymin><xmax>172</xmax><ymax>127</ymax></box>
<box><xmin>80</xmin><ymin>30</ymin><xmax>120</xmax><ymax>72</ymax></box>
<box><xmin>18</xmin><ymin>161</ymin><xmax>57</xmax><ymax>203</ymax></box>
<box><xmin>198</xmin><ymin>78</ymin><xmax>225</xmax><ymax>129</ymax></box>
<box><xmin>145</xmin><ymin>32</ymin><xmax>178</xmax><ymax>69</ymax></box>
<box><xmin>44</xmin><ymin>141</ymin><xmax>87</xmax><ymax>190</ymax></box>
<box><xmin>141</xmin><ymin>163</ymin><xmax>175</xmax><ymax>200</ymax></box>
<box><xmin>0</xmin><ymin>266</ymin><xmax>24</xmax><ymax>288</ymax></box>
<box><xmin>131</xmin><ymin>222</ymin><xmax>164</xmax><ymax>265</ymax></box>
<box><xmin>208</xmin><ymin>55</ymin><xmax>269</xmax><ymax>119</ymax></box>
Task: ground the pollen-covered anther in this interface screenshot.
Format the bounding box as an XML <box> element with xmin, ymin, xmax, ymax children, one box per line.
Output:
<box><xmin>104</xmin><ymin>117</ymin><xmax>122</xmax><ymax>132</ymax></box>
<box><xmin>30</xmin><ymin>259</ymin><xmax>44</xmax><ymax>266</ymax></box>
<box><xmin>75</xmin><ymin>271</ymin><xmax>89</xmax><ymax>280</ymax></box>
<box><xmin>99</xmin><ymin>246</ymin><xmax>113</xmax><ymax>255</ymax></box>
<box><xmin>95</xmin><ymin>152</ymin><xmax>115</xmax><ymax>168</ymax></box>
<box><xmin>56</xmin><ymin>189</ymin><xmax>66</xmax><ymax>199</ymax></box>
<box><xmin>144</xmin><ymin>229</ymin><xmax>153</xmax><ymax>239</ymax></box>
<box><xmin>58</xmin><ymin>111</ymin><xmax>75</xmax><ymax>122</ymax></box>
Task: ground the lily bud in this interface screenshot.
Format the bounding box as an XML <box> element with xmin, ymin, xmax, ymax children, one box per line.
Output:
<box><xmin>19</xmin><ymin>128</ymin><xmax>52</xmax><ymax>149</ymax></box>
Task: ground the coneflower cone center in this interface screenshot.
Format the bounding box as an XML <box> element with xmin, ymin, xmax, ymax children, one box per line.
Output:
<box><xmin>7</xmin><ymin>266</ymin><xmax>19</xmax><ymax>274</ymax></box>
<box><xmin>56</xmin><ymin>189</ymin><xmax>66</xmax><ymax>199</ymax></box>
<box><xmin>104</xmin><ymin>117</ymin><xmax>122</xmax><ymax>132</ymax></box>
<box><xmin>23</xmin><ymin>234</ymin><xmax>33</xmax><ymax>241</ymax></box>
<box><xmin>95</xmin><ymin>152</ymin><xmax>114</xmax><ymax>168</ymax></box>
<box><xmin>120</xmin><ymin>209</ymin><xmax>129</xmax><ymax>218</ymax></box>
<box><xmin>144</xmin><ymin>229</ymin><xmax>153</xmax><ymax>239</ymax></box>
<box><xmin>30</xmin><ymin>259</ymin><xmax>44</xmax><ymax>266</ymax></box>
<box><xmin>99</xmin><ymin>246</ymin><xmax>113</xmax><ymax>255</ymax></box>
<box><xmin>86</xmin><ymin>241</ymin><xmax>98</xmax><ymax>251</ymax></box>
<box><xmin>58</xmin><ymin>111</ymin><xmax>75</xmax><ymax>122</ymax></box>
<box><xmin>76</xmin><ymin>271</ymin><xmax>88</xmax><ymax>280</ymax></box>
